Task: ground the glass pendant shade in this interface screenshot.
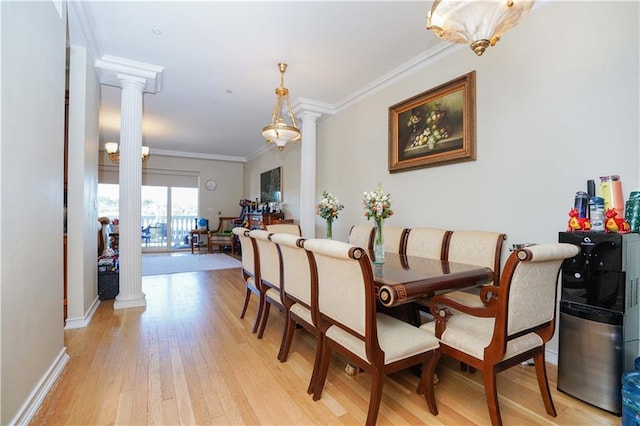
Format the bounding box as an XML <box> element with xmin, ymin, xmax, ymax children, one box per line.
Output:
<box><xmin>262</xmin><ymin>63</ymin><xmax>301</xmax><ymax>151</ymax></box>
<box><xmin>104</xmin><ymin>141</ymin><xmax>150</xmax><ymax>163</ymax></box>
<box><xmin>427</xmin><ymin>0</ymin><xmax>535</xmax><ymax>56</ymax></box>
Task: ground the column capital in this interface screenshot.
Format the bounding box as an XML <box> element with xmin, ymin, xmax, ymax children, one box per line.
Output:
<box><xmin>95</xmin><ymin>55</ymin><xmax>164</xmax><ymax>93</ymax></box>
<box><xmin>298</xmin><ymin>111</ymin><xmax>322</xmax><ymax>123</ymax></box>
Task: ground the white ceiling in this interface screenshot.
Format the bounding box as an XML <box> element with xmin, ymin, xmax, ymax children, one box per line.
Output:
<box><xmin>70</xmin><ymin>1</ymin><xmax>444</xmax><ymax>161</ymax></box>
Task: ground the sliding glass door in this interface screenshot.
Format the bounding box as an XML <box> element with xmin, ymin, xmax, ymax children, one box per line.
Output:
<box><xmin>98</xmin><ymin>183</ymin><xmax>198</xmax><ymax>252</ymax></box>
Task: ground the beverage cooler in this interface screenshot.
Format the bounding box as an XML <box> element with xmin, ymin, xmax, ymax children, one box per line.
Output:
<box><xmin>557</xmin><ymin>231</ymin><xmax>640</xmax><ymax>415</ymax></box>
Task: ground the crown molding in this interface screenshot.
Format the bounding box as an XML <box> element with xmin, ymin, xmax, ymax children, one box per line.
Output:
<box><xmin>149</xmin><ymin>148</ymin><xmax>247</xmax><ymax>163</ymax></box>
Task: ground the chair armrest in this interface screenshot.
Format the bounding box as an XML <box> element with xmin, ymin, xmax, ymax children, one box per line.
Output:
<box><xmin>429</xmin><ymin>293</ymin><xmax>498</xmax><ymax>338</ymax></box>
<box><xmin>479</xmin><ymin>285</ymin><xmax>500</xmax><ymax>308</ymax></box>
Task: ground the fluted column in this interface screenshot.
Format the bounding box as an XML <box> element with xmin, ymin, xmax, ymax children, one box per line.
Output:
<box><xmin>96</xmin><ymin>55</ymin><xmax>163</xmax><ymax>310</ymax></box>
<box><xmin>298</xmin><ymin>111</ymin><xmax>321</xmax><ymax>238</ymax></box>
<box><xmin>114</xmin><ymin>76</ymin><xmax>146</xmax><ymax>309</ymax></box>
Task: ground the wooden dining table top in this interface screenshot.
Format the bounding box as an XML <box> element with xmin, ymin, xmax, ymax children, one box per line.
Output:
<box><xmin>369</xmin><ymin>251</ymin><xmax>494</xmax><ymax>308</ymax></box>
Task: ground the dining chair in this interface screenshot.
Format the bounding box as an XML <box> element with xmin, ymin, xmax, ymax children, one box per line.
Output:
<box><xmin>266</xmin><ymin>223</ymin><xmax>302</xmax><ymax>236</ymax></box>
<box><xmin>232</xmin><ymin>226</ymin><xmax>263</xmax><ymax>333</ymax></box>
<box><xmin>404</xmin><ymin>227</ymin><xmax>451</xmax><ymax>259</ymax></box>
<box><xmin>381</xmin><ymin>226</ymin><xmax>409</xmax><ymax>254</ymax></box>
<box><xmin>270</xmin><ymin>233</ymin><xmax>321</xmax><ymax>394</ymax></box>
<box><xmin>304</xmin><ymin>238</ymin><xmax>441</xmax><ymax>426</ymax></box>
<box><xmin>421</xmin><ymin>243</ymin><xmax>580</xmax><ymax>426</ymax></box>
<box><xmin>249</xmin><ymin>229</ymin><xmax>284</xmax><ymax>339</ymax></box>
<box><xmin>348</xmin><ymin>225</ymin><xmax>374</xmax><ymax>249</ymax></box>
<box><xmin>443</xmin><ymin>230</ymin><xmax>507</xmax><ymax>308</ymax></box>
<box><xmin>414</xmin><ymin>230</ymin><xmax>506</xmax><ymax>320</ymax></box>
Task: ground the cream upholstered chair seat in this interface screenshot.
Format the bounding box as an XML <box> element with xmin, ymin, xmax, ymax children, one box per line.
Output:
<box><xmin>304</xmin><ymin>238</ymin><xmax>440</xmax><ymax>426</ymax></box>
<box><xmin>266</xmin><ymin>223</ymin><xmax>302</xmax><ymax>236</ymax></box>
<box><xmin>421</xmin><ymin>243</ymin><xmax>580</xmax><ymax>426</ymax></box>
<box><xmin>348</xmin><ymin>225</ymin><xmax>373</xmax><ymax>249</ymax></box>
<box><xmin>421</xmin><ymin>316</ymin><xmax>543</xmax><ymax>361</ymax></box>
<box><xmin>326</xmin><ymin>313</ymin><xmax>440</xmax><ymax>364</ymax></box>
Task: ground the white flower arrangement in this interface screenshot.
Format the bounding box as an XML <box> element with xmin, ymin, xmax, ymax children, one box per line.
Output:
<box><xmin>363</xmin><ymin>183</ymin><xmax>393</xmax><ymax>222</ymax></box>
<box><xmin>316</xmin><ymin>190</ymin><xmax>344</xmax><ymax>221</ymax></box>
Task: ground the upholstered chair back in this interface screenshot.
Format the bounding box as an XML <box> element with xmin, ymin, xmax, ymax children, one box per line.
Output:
<box><xmin>446</xmin><ymin>230</ymin><xmax>506</xmax><ymax>285</ymax></box>
<box><xmin>270</xmin><ymin>233</ymin><xmax>310</xmax><ymax>307</ymax></box>
<box><xmin>232</xmin><ymin>227</ymin><xmax>254</xmax><ymax>275</ymax></box>
<box><xmin>304</xmin><ymin>239</ymin><xmax>372</xmax><ymax>339</ymax></box>
<box><xmin>382</xmin><ymin>226</ymin><xmax>409</xmax><ymax>254</ymax></box>
<box><xmin>266</xmin><ymin>223</ymin><xmax>302</xmax><ymax>236</ymax></box>
<box><xmin>405</xmin><ymin>228</ymin><xmax>451</xmax><ymax>259</ymax></box>
<box><xmin>348</xmin><ymin>225</ymin><xmax>374</xmax><ymax>250</ymax></box>
<box><xmin>249</xmin><ymin>229</ymin><xmax>280</xmax><ymax>290</ymax></box>
<box><xmin>504</xmin><ymin>244</ymin><xmax>579</xmax><ymax>335</ymax></box>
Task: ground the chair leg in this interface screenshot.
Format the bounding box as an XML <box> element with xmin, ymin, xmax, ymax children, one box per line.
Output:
<box><xmin>239</xmin><ymin>285</ymin><xmax>252</xmax><ymax>319</ymax></box>
<box><xmin>257</xmin><ymin>301</ymin><xmax>271</xmax><ymax>339</ymax></box>
<box><xmin>312</xmin><ymin>341</ymin><xmax>332</xmax><ymax>401</ymax></box>
<box><xmin>483</xmin><ymin>366</ymin><xmax>502</xmax><ymax>426</ymax></box>
<box><xmin>278</xmin><ymin>312</ymin><xmax>296</xmax><ymax>362</ymax></box>
<box><xmin>307</xmin><ymin>333</ymin><xmax>323</xmax><ymax>395</ymax></box>
<box><xmin>251</xmin><ymin>292</ymin><xmax>265</xmax><ymax>334</ymax></box>
<box><xmin>365</xmin><ymin>369</ymin><xmax>384</xmax><ymax>426</ymax></box>
<box><xmin>533</xmin><ymin>351</ymin><xmax>557</xmax><ymax>417</ymax></box>
<box><xmin>418</xmin><ymin>349</ymin><xmax>440</xmax><ymax>415</ymax></box>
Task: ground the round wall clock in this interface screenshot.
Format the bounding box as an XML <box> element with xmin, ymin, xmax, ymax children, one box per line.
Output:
<box><xmin>205</xmin><ymin>179</ymin><xmax>217</xmax><ymax>191</ymax></box>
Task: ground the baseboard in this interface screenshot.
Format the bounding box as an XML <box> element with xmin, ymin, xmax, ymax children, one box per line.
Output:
<box><xmin>546</xmin><ymin>348</ymin><xmax>558</xmax><ymax>365</ymax></box>
<box><xmin>64</xmin><ymin>296</ymin><xmax>100</xmax><ymax>330</ymax></box>
<box><xmin>9</xmin><ymin>348</ymin><xmax>70</xmax><ymax>425</ymax></box>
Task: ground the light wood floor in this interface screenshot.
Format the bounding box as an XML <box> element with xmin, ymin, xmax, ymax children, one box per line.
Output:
<box><xmin>33</xmin><ymin>267</ymin><xmax>619</xmax><ymax>425</ymax></box>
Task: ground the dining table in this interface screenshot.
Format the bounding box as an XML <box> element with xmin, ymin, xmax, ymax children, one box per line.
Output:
<box><xmin>368</xmin><ymin>251</ymin><xmax>494</xmax><ymax>308</ymax></box>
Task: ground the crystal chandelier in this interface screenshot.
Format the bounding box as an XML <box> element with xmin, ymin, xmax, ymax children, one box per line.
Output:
<box><xmin>427</xmin><ymin>0</ymin><xmax>535</xmax><ymax>56</ymax></box>
<box><xmin>261</xmin><ymin>63</ymin><xmax>301</xmax><ymax>151</ymax></box>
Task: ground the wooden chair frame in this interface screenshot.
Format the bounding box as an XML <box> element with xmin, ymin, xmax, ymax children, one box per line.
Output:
<box><xmin>305</xmin><ymin>240</ymin><xmax>440</xmax><ymax>426</ymax></box>
<box><xmin>427</xmin><ymin>244</ymin><xmax>579</xmax><ymax>426</ymax></box>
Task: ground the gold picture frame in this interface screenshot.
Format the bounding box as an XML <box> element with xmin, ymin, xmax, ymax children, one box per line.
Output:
<box><xmin>388</xmin><ymin>71</ymin><xmax>476</xmax><ymax>172</ymax></box>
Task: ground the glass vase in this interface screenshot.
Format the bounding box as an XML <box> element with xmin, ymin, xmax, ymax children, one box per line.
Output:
<box><xmin>326</xmin><ymin>218</ymin><xmax>333</xmax><ymax>240</ymax></box>
<box><xmin>373</xmin><ymin>219</ymin><xmax>384</xmax><ymax>263</ymax></box>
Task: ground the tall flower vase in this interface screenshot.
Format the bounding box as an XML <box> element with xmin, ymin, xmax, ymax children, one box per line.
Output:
<box><xmin>326</xmin><ymin>218</ymin><xmax>333</xmax><ymax>240</ymax></box>
<box><xmin>373</xmin><ymin>219</ymin><xmax>384</xmax><ymax>263</ymax></box>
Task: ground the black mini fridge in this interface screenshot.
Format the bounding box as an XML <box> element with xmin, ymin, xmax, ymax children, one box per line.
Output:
<box><xmin>557</xmin><ymin>231</ymin><xmax>640</xmax><ymax>415</ymax></box>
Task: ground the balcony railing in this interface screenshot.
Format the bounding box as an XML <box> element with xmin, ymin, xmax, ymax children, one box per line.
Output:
<box><xmin>141</xmin><ymin>215</ymin><xmax>197</xmax><ymax>249</ymax></box>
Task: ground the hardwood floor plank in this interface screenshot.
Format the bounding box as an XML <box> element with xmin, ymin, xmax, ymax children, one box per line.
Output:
<box><xmin>31</xmin><ymin>267</ymin><xmax>620</xmax><ymax>425</ymax></box>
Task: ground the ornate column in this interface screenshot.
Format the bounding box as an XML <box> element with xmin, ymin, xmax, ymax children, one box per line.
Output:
<box><xmin>96</xmin><ymin>56</ymin><xmax>163</xmax><ymax>309</ymax></box>
<box><xmin>297</xmin><ymin>111</ymin><xmax>321</xmax><ymax>238</ymax></box>
<box><xmin>113</xmin><ymin>76</ymin><xmax>146</xmax><ymax>309</ymax></box>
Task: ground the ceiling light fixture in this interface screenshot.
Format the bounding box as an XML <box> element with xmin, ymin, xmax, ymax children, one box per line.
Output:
<box><xmin>426</xmin><ymin>0</ymin><xmax>535</xmax><ymax>56</ymax></box>
<box><xmin>105</xmin><ymin>141</ymin><xmax>150</xmax><ymax>163</ymax></box>
<box><xmin>261</xmin><ymin>63</ymin><xmax>301</xmax><ymax>151</ymax></box>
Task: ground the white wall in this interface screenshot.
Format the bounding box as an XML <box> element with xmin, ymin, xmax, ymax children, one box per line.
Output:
<box><xmin>248</xmin><ymin>1</ymin><xmax>640</xmax><ymax>360</ymax></box>
<box><xmin>66</xmin><ymin>44</ymin><xmax>101</xmax><ymax>324</ymax></box>
<box><xmin>244</xmin><ymin>144</ymin><xmax>301</xmax><ymax>223</ymax></box>
<box><xmin>330</xmin><ymin>1</ymin><xmax>639</xmax><ymax>358</ymax></box>
<box><xmin>0</xmin><ymin>2</ymin><xmax>66</xmax><ymax>423</ymax></box>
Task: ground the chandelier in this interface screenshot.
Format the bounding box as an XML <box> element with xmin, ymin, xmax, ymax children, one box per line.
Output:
<box><xmin>104</xmin><ymin>142</ymin><xmax>150</xmax><ymax>163</ymax></box>
<box><xmin>261</xmin><ymin>63</ymin><xmax>301</xmax><ymax>151</ymax></box>
<box><xmin>427</xmin><ymin>0</ymin><xmax>535</xmax><ymax>56</ymax></box>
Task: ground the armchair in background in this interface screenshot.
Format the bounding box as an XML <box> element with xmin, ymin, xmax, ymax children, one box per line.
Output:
<box><xmin>209</xmin><ymin>216</ymin><xmax>237</xmax><ymax>252</ymax></box>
